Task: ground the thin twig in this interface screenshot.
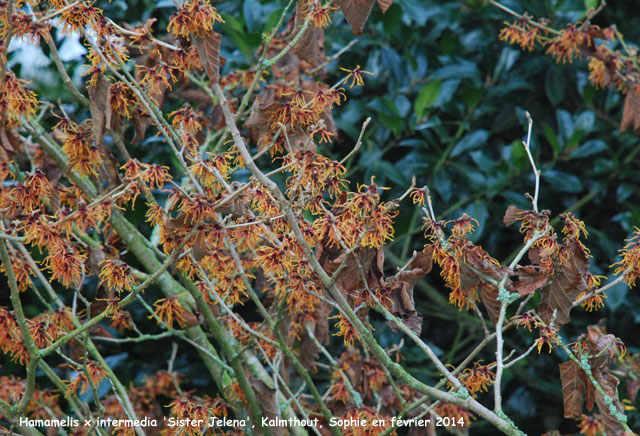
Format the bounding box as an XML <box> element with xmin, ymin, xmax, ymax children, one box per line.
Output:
<box><xmin>340</xmin><ymin>117</ymin><xmax>371</xmax><ymax>165</ymax></box>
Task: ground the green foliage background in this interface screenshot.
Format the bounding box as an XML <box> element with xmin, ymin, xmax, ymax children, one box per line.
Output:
<box><xmin>6</xmin><ymin>0</ymin><xmax>640</xmax><ymax>434</ymax></box>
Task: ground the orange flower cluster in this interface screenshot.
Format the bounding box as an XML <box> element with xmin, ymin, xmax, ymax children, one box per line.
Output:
<box><xmin>341</xmin><ymin>407</ymin><xmax>396</xmax><ymax>436</ymax></box>
<box><xmin>58</xmin><ymin>1</ymin><xmax>103</xmax><ymax>35</ymax></box>
<box><xmin>424</xmin><ymin>215</ymin><xmax>501</xmax><ymax>310</ymax></box>
<box><xmin>577</xmin><ymin>414</ymin><xmax>604</xmax><ymax>436</ymax></box>
<box><xmin>150</xmin><ymin>297</ymin><xmax>188</xmax><ymax>329</ymax></box>
<box><xmin>434</xmin><ymin>402</ymin><xmax>475</xmax><ymax>426</ymax></box>
<box><xmin>65</xmin><ymin>360</ymin><xmax>108</xmax><ymax>396</ymax></box>
<box><xmin>99</xmin><ymin>259</ymin><xmax>137</xmax><ymax>294</ymax></box>
<box><xmin>0</xmin><ymin>375</ymin><xmax>62</xmax><ymax>419</ymax></box>
<box><xmin>459</xmin><ymin>361</ymin><xmax>496</xmax><ymax>398</ymax></box>
<box><xmin>0</xmin><ymin>73</ymin><xmax>39</xmax><ymax>127</ymax></box>
<box><xmin>56</xmin><ymin>118</ymin><xmax>103</xmax><ymax>177</ymax></box>
<box><xmin>499</xmin><ymin>18</ymin><xmax>542</xmax><ymax>51</ymax></box>
<box><xmin>498</xmin><ymin>16</ymin><xmax>635</xmax><ymax>94</ymax></box>
<box><xmin>331</xmin><ymin>314</ymin><xmax>361</xmax><ymax>348</ymax></box>
<box><xmin>613</xmin><ymin>227</ymin><xmax>640</xmax><ymax>287</ymax></box>
<box><xmin>0</xmin><ymin>307</ymin><xmax>29</xmax><ymax>364</ymax></box>
<box><xmin>167</xmin><ymin>0</ymin><xmax>224</xmax><ymax>40</ymax></box>
<box><xmin>1</xmin><ymin>6</ymin><xmax>50</xmax><ymax>44</ymax></box>
<box><xmin>42</xmin><ymin>244</ymin><xmax>86</xmax><ymax>289</ymax></box>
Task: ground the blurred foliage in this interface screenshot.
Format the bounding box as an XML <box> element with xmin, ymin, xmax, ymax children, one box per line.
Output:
<box><xmin>7</xmin><ymin>0</ymin><xmax>640</xmax><ymax>434</ymax></box>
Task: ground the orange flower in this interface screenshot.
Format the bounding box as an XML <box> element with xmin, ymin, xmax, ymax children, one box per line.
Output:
<box><xmin>224</xmin><ymin>381</ymin><xmax>247</xmax><ymax>405</ymax></box>
<box><xmin>170</xmin><ymin>105</ymin><xmax>204</xmax><ymax>134</ymax></box>
<box><xmin>167</xmin><ymin>0</ymin><xmax>224</xmax><ymax>40</ymax></box>
<box><xmin>109</xmin><ymin>81</ymin><xmax>136</xmax><ymax>118</ymax></box>
<box><xmin>512</xmin><ymin>311</ymin><xmax>536</xmax><ymax>331</ymax></box>
<box><xmin>499</xmin><ymin>19</ymin><xmax>542</xmax><ymax>51</ymax></box>
<box><xmin>458</xmin><ymin>361</ymin><xmax>495</xmax><ymax>398</ymax></box>
<box><xmin>140</xmin><ymin>164</ymin><xmax>172</xmax><ymax>190</ymax></box>
<box><xmin>331</xmin><ymin>314</ymin><xmax>361</xmax><ymax>348</ymax></box>
<box><xmin>561</xmin><ymin>212</ymin><xmax>588</xmax><ymax>240</ymax></box>
<box><xmin>339</xmin><ymin>65</ymin><xmax>374</xmax><ymax>88</ymax></box>
<box><xmin>43</xmin><ymin>244</ymin><xmax>86</xmax><ymax>289</ymax></box>
<box><xmin>361</xmin><ymin>205</ymin><xmax>397</xmax><ymax>249</ymax></box>
<box><xmin>451</xmin><ymin>213</ymin><xmax>479</xmax><ymax>238</ymax></box>
<box><xmin>534</xmin><ymin>326</ymin><xmax>557</xmax><ymax>353</ymax></box>
<box><xmin>59</xmin><ymin>120</ymin><xmax>102</xmax><ymax>177</ymax></box>
<box><xmin>28</xmin><ymin>318</ymin><xmax>57</xmax><ymax>348</ymax></box>
<box><xmin>109</xmin><ymin>310</ymin><xmax>133</xmax><ymax>332</ymax></box>
<box><xmin>546</xmin><ymin>25</ymin><xmax>584</xmax><ymax>64</ymax></box>
<box><xmin>65</xmin><ymin>360</ymin><xmax>108</xmax><ymax>396</ymax></box>
<box><xmin>0</xmin><ymin>73</ymin><xmax>39</xmax><ymax>127</ymax></box>
<box><xmin>612</xmin><ymin>227</ymin><xmax>640</xmax><ymax>287</ymax></box>
<box><xmin>150</xmin><ymin>297</ymin><xmax>188</xmax><ymax>329</ymax></box>
<box><xmin>59</xmin><ymin>1</ymin><xmax>102</xmax><ymax>35</ymax></box>
<box><xmin>330</xmin><ymin>380</ymin><xmax>349</xmax><ymax>403</ymax></box>
<box><xmin>145</xmin><ymin>203</ymin><xmax>165</xmax><ymax>226</ymax></box>
<box><xmin>306</xmin><ymin>3</ymin><xmax>339</xmax><ymax>28</ymax></box>
<box><xmin>99</xmin><ymin>259</ymin><xmax>137</xmax><ymax>294</ymax></box>
<box><xmin>137</xmin><ymin>62</ymin><xmax>178</xmax><ymax>94</ymax></box>
<box><xmin>577</xmin><ymin>414</ymin><xmax>603</xmax><ymax>436</ymax></box>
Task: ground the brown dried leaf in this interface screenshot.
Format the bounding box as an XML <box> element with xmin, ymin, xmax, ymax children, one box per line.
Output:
<box><xmin>337</xmin><ymin>0</ymin><xmax>376</xmax><ymax>35</ymax></box>
<box><xmin>503</xmin><ymin>205</ymin><xmax>522</xmax><ymax>227</ymax></box>
<box><xmin>87</xmin><ymin>74</ymin><xmax>112</xmax><ymax>147</ymax></box>
<box><xmin>98</xmin><ymin>146</ymin><xmax>122</xmax><ymax>188</ymax></box>
<box><xmin>180</xmin><ymin>309</ymin><xmax>202</xmax><ymax>328</ymax></box>
<box><xmin>539</xmin><ymin>239</ymin><xmax>589</xmax><ymax>326</ymax></box>
<box><xmin>131</xmin><ymin>112</ymin><xmax>149</xmax><ymax>144</ymax></box>
<box><xmin>90</xmin><ymin>324</ymin><xmax>114</xmax><ymax>339</ymax></box>
<box><xmin>194</xmin><ymin>30</ymin><xmax>223</xmax><ymax>84</ymax></box>
<box><xmin>298</xmin><ymin>300</ymin><xmax>332</xmax><ymax>369</ymax></box>
<box><xmin>593</xmin><ymin>369</ymin><xmax>625</xmax><ymax>436</ymax></box>
<box><xmin>320</xmin><ymin>246</ymin><xmax>384</xmax><ymax>294</ymax></box>
<box><xmin>287</xmin><ymin>127</ymin><xmax>317</xmax><ymax>153</ymax></box>
<box><xmin>459</xmin><ymin>245</ymin><xmax>511</xmax><ymax>323</ymax></box>
<box><xmin>294</xmin><ymin>0</ymin><xmax>325</xmax><ymax>66</ymax></box>
<box><xmin>399</xmin><ymin>246</ymin><xmax>433</xmax><ymax>285</ymax></box>
<box><xmin>478</xmin><ymin>282</ymin><xmax>501</xmax><ymax>323</ymax></box>
<box><xmin>87</xmin><ymin>246</ymin><xmax>107</xmax><ymax>276</ymax></box>
<box><xmin>379</xmin><ymin>249</ymin><xmax>431</xmax><ymax>335</ymax></box>
<box><xmin>512</xmin><ymin>265</ymin><xmax>549</xmax><ymax>296</ymax></box>
<box><xmin>244</xmin><ymin>85</ymin><xmax>281</xmax><ymax>145</ymax></box>
<box><xmin>191</xmin><ymin>234</ymin><xmax>209</xmax><ymax>262</ymax></box>
<box><xmin>386</xmin><ymin>281</ymin><xmax>423</xmax><ymax>335</ymax></box>
<box><xmin>629</xmin><ymin>379</ymin><xmax>640</xmax><ymax>404</ymax></box>
<box><xmin>214</xmin><ymin>195</ymin><xmax>246</xmax><ymax>218</ymax></box>
<box><xmin>249</xmin><ymin>378</ymin><xmax>288</xmax><ymax>436</ymax></box>
<box><xmin>377</xmin><ymin>0</ymin><xmax>393</xmax><ymax>13</ymax></box>
<box><xmin>559</xmin><ymin>360</ymin><xmax>586</xmax><ymax>418</ymax></box>
<box><xmin>0</xmin><ymin>124</ymin><xmax>23</xmax><ymax>161</ymax></box>
<box><xmin>620</xmin><ymin>87</ymin><xmax>640</xmax><ymax>134</ymax></box>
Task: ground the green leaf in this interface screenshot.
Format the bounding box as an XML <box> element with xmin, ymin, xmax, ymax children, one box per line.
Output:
<box><xmin>451</xmin><ymin>130</ymin><xmax>489</xmax><ymax>157</ymax></box>
<box><xmin>382</xmin><ymin>3</ymin><xmax>402</xmax><ymax>34</ymax></box>
<box><xmin>243</xmin><ymin>0</ymin><xmax>261</xmax><ymax>32</ymax></box>
<box><xmin>414</xmin><ymin>80</ymin><xmax>442</xmax><ymax>119</ymax></box>
<box><xmin>605</xmin><ymin>280</ymin><xmax>629</xmax><ymax>312</ymax></box>
<box><xmin>376</xmin><ymin>161</ymin><xmax>410</xmax><ymax>186</ymax></box>
<box><xmin>264</xmin><ymin>9</ymin><xmax>282</xmax><ymax>34</ymax></box>
<box><xmin>584</xmin><ymin>0</ymin><xmax>598</xmax><ymax>11</ymax></box>
<box><xmin>556</xmin><ymin>109</ymin><xmax>574</xmax><ymax>142</ymax></box>
<box><xmin>543</xmin><ymin>170</ymin><xmax>582</xmax><ymax>193</ymax></box>
<box><xmin>545</xmin><ymin>68</ymin><xmax>566</xmax><ymax>106</ymax></box>
<box><xmin>570</xmin><ymin>139</ymin><xmax>608</xmax><ymax>159</ymax></box>
<box><xmin>542</xmin><ymin>123</ymin><xmax>562</xmax><ymax>155</ymax></box>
